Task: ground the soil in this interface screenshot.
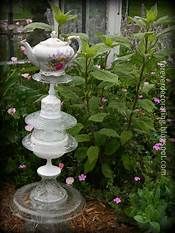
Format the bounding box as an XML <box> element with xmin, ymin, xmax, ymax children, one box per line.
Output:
<box><xmin>0</xmin><ymin>183</ymin><xmax>138</xmax><ymax>233</ymax></box>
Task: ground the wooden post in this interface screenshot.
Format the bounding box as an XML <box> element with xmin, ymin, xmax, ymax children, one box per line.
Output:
<box><xmin>106</xmin><ymin>0</ymin><xmax>122</xmax><ymax>67</ymax></box>
<box><xmin>8</xmin><ymin>0</ymin><xmax>14</xmax><ymax>60</ymax></box>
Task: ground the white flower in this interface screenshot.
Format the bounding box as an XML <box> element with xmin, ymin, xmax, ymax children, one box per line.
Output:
<box><xmin>66</xmin><ymin>177</ymin><xmax>74</xmax><ymax>185</ymax></box>
<box><xmin>7</xmin><ymin>107</ymin><xmax>16</xmax><ymax>116</ymax></box>
<box><xmin>21</xmin><ymin>73</ymin><xmax>31</xmax><ymax>80</ymax></box>
<box><xmin>11</xmin><ymin>57</ymin><xmax>18</xmax><ymax>63</ymax></box>
<box><xmin>26</xmin><ymin>18</ymin><xmax>32</xmax><ymax>24</ymax></box>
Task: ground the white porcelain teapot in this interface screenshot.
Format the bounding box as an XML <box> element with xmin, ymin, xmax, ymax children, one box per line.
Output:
<box><xmin>21</xmin><ymin>31</ymin><xmax>81</xmax><ymax>76</ymax></box>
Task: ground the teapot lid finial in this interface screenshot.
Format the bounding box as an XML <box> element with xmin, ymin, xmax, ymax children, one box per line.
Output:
<box><xmin>50</xmin><ymin>31</ymin><xmax>57</xmax><ymax>38</ymax></box>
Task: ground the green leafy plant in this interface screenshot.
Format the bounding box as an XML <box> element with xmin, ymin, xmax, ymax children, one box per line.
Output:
<box><xmin>126</xmin><ymin>177</ymin><xmax>174</xmax><ymax>233</ymax></box>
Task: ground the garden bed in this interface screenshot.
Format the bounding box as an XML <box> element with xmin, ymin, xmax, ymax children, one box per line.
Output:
<box><xmin>0</xmin><ymin>183</ymin><xmax>137</xmax><ymax>233</ymax></box>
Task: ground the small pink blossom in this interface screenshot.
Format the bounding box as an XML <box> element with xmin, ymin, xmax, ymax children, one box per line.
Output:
<box><xmin>58</xmin><ymin>163</ymin><xmax>64</xmax><ymax>170</ymax></box>
<box><xmin>153</xmin><ymin>97</ymin><xmax>160</xmax><ymax>104</ymax></box>
<box><xmin>153</xmin><ymin>143</ymin><xmax>162</xmax><ymax>151</ymax></box>
<box><xmin>21</xmin><ymin>73</ymin><xmax>31</xmax><ymax>80</ymax></box>
<box><xmin>113</xmin><ymin>196</ymin><xmax>121</xmax><ymax>204</ymax></box>
<box><xmin>11</xmin><ymin>56</ymin><xmax>18</xmax><ymax>63</ymax></box>
<box><xmin>66</xmin><ymin>177</ymin><xmax>74</xmax><ymax>185</ymax></box>
<box><xmin>26</xmin><ymin>18</ymin><xmax>32</xmax><ymax>24</ymax></box>
<box><xmin>7</xmin><ymin>107</ymin><xmax>16</xmax><ymax>116</ymax></box>
<box><xmin>134</xmin><ymin>176</ymin><xmax>141</xmax><ymax>182</ymax></box>
<box><xmin>25</xmin><ymin>124</ymin><xmax>33</xmax><ymax>132</ymax></box>
<box><xmin>18</xmin><ymin>164</ymin><xmax>27</xmax><ymax>169</ymax></box>
<box><xmin>78</xmin><ymin>174</ymin><xmax>87</xmax><ymax>181</ymax></box>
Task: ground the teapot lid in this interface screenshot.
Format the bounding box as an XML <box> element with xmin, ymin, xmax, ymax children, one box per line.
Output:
<box><xmin>39</xmin><ymin>31</ymin><xmax>68</xmax><ymax>47</ymax></box>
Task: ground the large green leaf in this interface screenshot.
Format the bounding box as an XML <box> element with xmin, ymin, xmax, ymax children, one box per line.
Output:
<box><xmin>93</xmin><ymin>43</ymin><xmax>110</xmax><ymax>56</ymax></box>
<box><xmin>68</xmin><ymin>123</ymin><xmax>84</xmax><ymax>136</ymax></box>
<box><xmin>157</xmin><ymin>25</ymin><xmax>175</xmax><ymax>37</ymax></box>
<box><xmin>128</xmin><ymin>16</ymin><xmax>147</xmax><ymax>28</ymax></box>
<box><xmin>104</xmin><ymin>139</ymin><xmax>120</xmax><ymax>155</ymax></box>
<box><xmin>108</xmin><ymin>100</ymin><xmax>128</xmax><ymax>116</ymax></box>
<box><xmin>75</xmin><ymin>134</ymin><xmax>90</xmax><ymax>142</ymax></box>
<box><xmin>134</xmin><ymin>215</ymin><xmax>149</xmax><ymax>224</ymax></box>
<box><xmin>23</xmin><ymin>22</ymin><xmax>51</xmax><ymax>32</ymax></box>
<box><xmin>101</xmin><ymin>163</ymin><xmax>113</xmax><ymax>178</ymax></box>
<box><xmin>98</xmin><ymin>128</ymin><xmax>119</xmax><ymax>138</ymax></box>
<box><xmin>74</xmin><ymin>147</ymin><xmax>88</xmax><ymax>161</ymax></box>
<box><xmin>89</xmin><ymin>96</ymin><xmax>99</xmax><ymax>113</ymax></box>
<box><xmin>154</xmin><ymin>16</ymin><xmax>175</xmax><ymax>25</ymax></box>
<box><xmin>89</xmin><ymin>113</ymin><xmax>108</xmax><ymax>122</ymax></box>
<box><xmin>138</xmin><ymin>99</ymin><xmax>156</xmax><ymax>113</ymax></box>
<box><xmin>71</xmin><ymin>76</ymin><xmax>85</xmax><ymax>86</ymax></box>
<box><xmin>94</xmin><ymin>132</ymin><xmax>107</xmax><ymax>146</ymax></box>
<box><xmin>57</xmin><ymin>86</ymin><xmax>79</xmax><ymax>100</ymax></box>
<box><xmin>120</xmin><ymin>130</ymin><xmax>133</xmax><ymax>145</ymax></box>
<box><xmin>84</xmin><ymin>146</ymin><xmax>99</xmax><ymax>172</ymax></box>
<box><xmin>133</xmin><ymin>117</ymin><xmax>155</xmax><ymax>133</ymax></box>
<box><xmin>91</xmin><ymin>68</ymin><xmax>119</xmax><ymax>84</ymax></box>
<box><xmin>150</xmin><ymin>222</ymin><xmax>160</xmax><ymax>232</ymax></box>
<box><xmin>122</xmin><ymin>154</ymin><xmax>135</xmax><ymax>170</ymax></box>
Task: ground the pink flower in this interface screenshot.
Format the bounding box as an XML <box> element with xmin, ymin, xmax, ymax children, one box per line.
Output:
<box><xmin>55</xmin><ymin>63</ymin><xmax>64</xmax><ymax>71</ymax></box>
<box><xmin>11</xmin><ymin>57</ymin><xmax>18</xmax><ymax>63</ymax></box>
<box><xmin>21</xmin><ymin>73</ymin><xmax>31</xmax><ymax>80</ymax></box>
<box><xmin>7</xmin><ymin>107</ymin><xmax>16</xmax><ymax>116</ymax></box>
<box><xmin>25</xmin><ymin>124</ymin><xmax>33</xmax><ymax>132</ymax></box>
<box><xmin>58</xmin><ymin>163</ymin><xmax>64</xmax><ymax>170</ymax></box>
<box><xmin>113</xmin><ymin>196</ymin><xmax>121</xmax><ymax>204</ymax></box>
<box><xmin>66</xmin><ymin>177</ymin><xmax>74</xmax><ymax>185</ymax></box>
<box><xmin>26</xmin><ymin>18</ymin><xmax>32</xmax><ymax>24</ymax></box>
<box><xmin>78</xmin><ymin>174</ymin><xmax>87</xmax><ymax>181</ymax></box>
<box><xmin>153</xmin><ymin>97</ymin><xmax>160</xmax><ymax>104</ymax></box>
<box><xmin>153</xmin><ymin>143</ymin><xmax>162</xmax><ymax>151</ymax></box>
<box><xmin>18</xmin><ymin>164</ymin><xmax>27</xmax><ymax>169</ymax></box>
<box><xmin>134</xmin><ymin>176</ymin><xmax>141</xmax><ymax>182</ymax></box>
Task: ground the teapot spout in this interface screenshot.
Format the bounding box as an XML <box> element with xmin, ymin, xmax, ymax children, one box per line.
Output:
<box><xmin>20</xmin><ymin>40</ymin><xmax>39</xmax><ymax>67</ymax></box>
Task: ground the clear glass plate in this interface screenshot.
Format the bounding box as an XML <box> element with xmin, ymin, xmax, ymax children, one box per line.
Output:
<box><xmin>25</xmin><ymin>111</ymin><xmax>77</xmax><ymax>130</ymax></box>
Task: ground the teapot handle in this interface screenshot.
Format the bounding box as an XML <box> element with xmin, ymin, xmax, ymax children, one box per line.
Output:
<box><xmin>67</xmin><ymin>36</ymin><xmax>81</xmax><ymax>59</ymax></box>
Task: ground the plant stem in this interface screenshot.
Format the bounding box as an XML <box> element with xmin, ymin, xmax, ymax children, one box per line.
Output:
<box><xmin>127</xmin><ymin>60</ymin><xmax>145</xmax><ymax>130</ymax></box>
<box><xmin>127</xmin><ymin>33</ymin><xmax>149</xmax><ymax>130</ymax></box>
<box><xmin>84</xmin><ymin>56</ymin><xmax>90</xmax><ymax>113</ymax></box>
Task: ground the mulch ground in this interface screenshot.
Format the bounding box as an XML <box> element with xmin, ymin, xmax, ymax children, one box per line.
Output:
<box><xmin>0</xmin><ymin>183</ymin><xmax>138</xmax><ymax>233</ymax></box>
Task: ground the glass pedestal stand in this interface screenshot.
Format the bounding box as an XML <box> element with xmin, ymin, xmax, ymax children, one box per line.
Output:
<box><xmin>12</xmin><ymin>73</ymin><xmax>85</xmax><ymax>233</ymax></box>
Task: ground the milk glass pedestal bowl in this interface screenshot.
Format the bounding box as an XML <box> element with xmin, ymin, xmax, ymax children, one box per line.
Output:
<box><xmin>12</xmin><ymin>68</ymin><xmax>85</xmax><ymax>232</ymax></box>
